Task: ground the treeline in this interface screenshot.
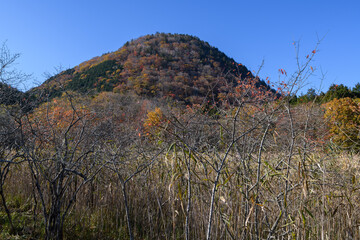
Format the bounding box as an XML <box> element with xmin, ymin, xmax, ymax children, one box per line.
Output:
<box><xmin>292</xmin><ymin>83</ymin><xmax>360</xmax><ymax>103</ymax></box>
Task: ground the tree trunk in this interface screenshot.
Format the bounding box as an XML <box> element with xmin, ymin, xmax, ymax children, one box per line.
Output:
<box><xmin>0</xmin><ymin>187</ymin><xmax>15</xmax><ymax>233</ymax></box>
<box><xmin>45</xmin><ymin>208</ymin><xmax>64</xmax><ymax>240</ymax></box>
<box><xmin>122</xmin><ymin>183</ymin><xmax>134</xmax><ymax>240</ymax></box>
<box><xmin>45</xmin><ymin>183</ymin><xmax>64</xmax><ymax>240</ymax></box>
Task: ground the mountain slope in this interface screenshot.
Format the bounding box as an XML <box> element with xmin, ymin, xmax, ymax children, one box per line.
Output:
<box><xmin>35</xmin><ymin>33</ymin><xmax>269</xmax><ymax>104</ymax></box>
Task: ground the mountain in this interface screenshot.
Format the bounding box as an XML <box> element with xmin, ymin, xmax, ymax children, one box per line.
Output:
<box><xmin>33</xmin><ymin>33</ymin><xmax>270</xmax><ymax>104</ymax></box>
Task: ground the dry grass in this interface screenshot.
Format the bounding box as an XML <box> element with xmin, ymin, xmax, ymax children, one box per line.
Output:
<box><xmin>1</xmin><ymin>150</ymin><xmax>360</xmax><ymax>239</ymax></box>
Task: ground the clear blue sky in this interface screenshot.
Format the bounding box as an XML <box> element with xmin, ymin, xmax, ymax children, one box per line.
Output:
<box><xmin>1</xmin><ymin>0</ymin><xmax>359</xmax><ymax>94</ymax></box>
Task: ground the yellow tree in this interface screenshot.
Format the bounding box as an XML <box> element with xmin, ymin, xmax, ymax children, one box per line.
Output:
<box><xmin>324</xmin><ymin>97</ymin><xmax>360</xmax><ymax>150</ymax></box>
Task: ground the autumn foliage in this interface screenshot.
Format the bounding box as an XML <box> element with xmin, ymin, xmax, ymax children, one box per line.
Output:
<box><xmin>144</xmin><ymin>107</ymin><xmax>166</xmax><ymax>137</ymax></box>
<box><xmin>324</xmin><ymin>97</ymin><xmax>360</xmax><ymax>150</ymax></box>
<box><xmin>34</xmin><ymin>33</ymin><xmax>271</xmax><ymax>105</ymax></box>
<box><xmin>24</xmin><ymin>93</ymin><xmax>92</xmax><ymax>145</ymax></box>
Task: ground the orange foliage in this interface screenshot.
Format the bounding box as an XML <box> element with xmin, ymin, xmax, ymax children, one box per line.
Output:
<box><xmin>25</xmin><ymin>95</ymin><xmax>92</xmax><ymax>145</ymax></box>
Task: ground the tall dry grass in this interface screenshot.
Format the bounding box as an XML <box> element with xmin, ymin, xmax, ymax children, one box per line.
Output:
<box><xmin>2</xmin><ymin>149</ymin><xmax>360</xmax><ymax>239</ymax></box>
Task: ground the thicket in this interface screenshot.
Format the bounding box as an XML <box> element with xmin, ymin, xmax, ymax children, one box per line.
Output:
<box><xmin>2</xmin><ymin>40</ymin><xmax>360</xmax><ymax>240</ymax></box>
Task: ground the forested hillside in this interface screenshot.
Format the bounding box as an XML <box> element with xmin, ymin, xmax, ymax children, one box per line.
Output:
<box><xmin>33</xmin><ymin>33</ymin><xmax>271</xmax><ymax>104</ymax></box>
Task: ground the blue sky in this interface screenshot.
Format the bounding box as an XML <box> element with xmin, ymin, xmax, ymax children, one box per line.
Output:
<box><xmin>1</xmin><ymin>0</ymin><xmax>359</xmax><ymax>94</ymax></box>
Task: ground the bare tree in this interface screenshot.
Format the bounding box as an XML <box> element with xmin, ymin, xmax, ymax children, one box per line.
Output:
<box><xmin>20</xmin><ymin>92</ymin><xmax>105</xmax><ymax>240</ymax></box>
<box><xmin>0</xmin><ymin>41</ymin><xmax>31</xmax><ymax>234</ymax></box>
<box><xmin>0</xmin><ymin>41</ymin><xmax>31</xmax><ymax>89</ymax></box>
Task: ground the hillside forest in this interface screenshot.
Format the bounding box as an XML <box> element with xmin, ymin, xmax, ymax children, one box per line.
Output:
<box><xmin>1</xmin><ymin>33</ymin><xmax>360</xmax><ymax>239</ymax></box>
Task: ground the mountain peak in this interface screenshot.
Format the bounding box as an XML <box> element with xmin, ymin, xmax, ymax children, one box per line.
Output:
<box><xmin>36</xmin><ymin>33</ymin><xmax>267</xmax><ymax>104</ymax></box>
